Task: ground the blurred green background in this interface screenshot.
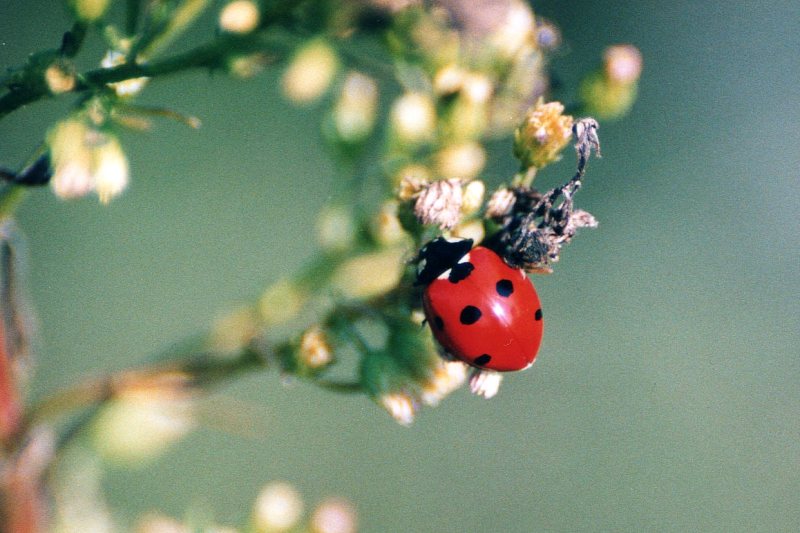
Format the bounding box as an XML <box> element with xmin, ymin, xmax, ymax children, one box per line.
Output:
<box><xmin>1</xmin><ymin>1</ymin><xmax>798</xmax><ymax>531</ymax></box>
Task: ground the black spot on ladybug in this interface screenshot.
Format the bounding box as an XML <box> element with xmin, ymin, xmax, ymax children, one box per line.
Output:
<box><xmin>448</xmin><ymin>262</ymin><xmax>475</xmax><ymax>283</ymax></box>
<box><xmin>535</xmin><ymin>308</ymin><xmax>543</xmax><ymax>321</ymax></box>
<box><xmin>474</xmin><ymin>354</ymin><xmax>492</xmax><ymax>366</ymax></box>
<box><xmin>434</xmin><ymin>316</ymin><xmax>444</xmax><ymax>330</ymax></box>
<box><xmin>460</xmin><ymin>305</ymin><xmax>482</xmax><ymax>325</ymax></box>
<box><xmin>496</xmin><ymin>279</ymin><xmax>514</xmax><ymax>297</ymax></box>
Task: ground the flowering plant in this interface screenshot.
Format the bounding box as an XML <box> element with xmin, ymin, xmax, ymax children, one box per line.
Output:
<box><xmin>0</xmin><ymin>1</ymin><xmax>639</xmax><ymax>530</ymax></box>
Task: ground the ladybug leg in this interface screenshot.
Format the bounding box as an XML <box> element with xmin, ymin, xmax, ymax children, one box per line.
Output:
<box><xmin>469</xmin><ymin>369</ymin><xmax>503</xmax><ymax>399</ymax></box>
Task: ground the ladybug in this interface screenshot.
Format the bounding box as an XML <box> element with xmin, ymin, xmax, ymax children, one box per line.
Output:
<box><xmin>416</xmin><ymin>237</ymin><xmax>543</xmax><ymax>372</ymax></box>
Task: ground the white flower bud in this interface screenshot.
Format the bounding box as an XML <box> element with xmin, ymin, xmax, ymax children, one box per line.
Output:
<box><xmin>93</xmin><ymin>135</ymin><xmax>129</xmax><ymax>204</ymax></box>
<box><xmin>253</xmin><ymin>483</ymin><xmax>304</xmax><ymax>533</ymax></box>
<box><xmin>379</xmin><ymin>392</ymin><xmax>416</xmax><ymax>426</ymax></box>
<box><xmin>390</xmin><ymin>92</ymin><xmax>436</xmax><ymax>144</ymax></box>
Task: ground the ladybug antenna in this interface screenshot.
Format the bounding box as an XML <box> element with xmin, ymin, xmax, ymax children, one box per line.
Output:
<box><xmin>414</xmin><ymin>237</ymin><xmax>473</xmax><ymax>286</ymax></box>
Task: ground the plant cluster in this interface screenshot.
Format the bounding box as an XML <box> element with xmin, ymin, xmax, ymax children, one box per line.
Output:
<box><xmin>0</xmin><ymin>1</ymin><xmax>640</xmax><ymax>530</ymax></box>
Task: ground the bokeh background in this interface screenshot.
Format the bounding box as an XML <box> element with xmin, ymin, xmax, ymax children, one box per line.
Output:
<box><xmin>1</xmin><ymin>1</ymin><xmax>798</xmax><ymax>531</ymax></box>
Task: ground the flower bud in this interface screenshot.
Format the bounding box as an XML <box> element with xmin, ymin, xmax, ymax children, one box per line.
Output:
<box><xmin>282</xmin><ymin>39</ymin><xmax>339</xmax><ymax>104</ymax></box>
<box><xmin>371</xmin><ymin>201</ymin><xmax>408</xmax><ymax>246</ymax></box>
<box><xmin>513</xmin><ymin>99</ymin><xmax>574</xmax><ymax>169</ymax></box>
<box><xmin>332</xmin><ymin>72</ymin><xmax>379</xmax><ymax>143</ymax></box>
<box><xmin>93</xmin><ymin>134</ymin><xmax>129</xmax><ymax>204</ymax></box>
<box><xmin>604</xmin><ymin>44</ymin><xmax>643</xmax><ymax>85</ymax></box>
<box><xmin>452</xmin><ymin>218</ymin><xmax>485</xmax><ymax>244</ymax></box>
<box><xmin>460</xmin><ymin>180</ymin><xmax>485</xmax><ymax>215</ymax></box>
<box><xmin>331</xmin><ymin>247</ymin><xmax>405</xmax><ymax>299</ymax></box>
<box><xmin>253</xmin><ymin>482</ymin><xmax>304</xmax><ymax>533</ymax></box>
<box><xmin>101</xmin><ymin>49</ymin><xmax>149</xmax><ymax>97</ymax></box>
<box><xmin>45</xmin><ymin>61</ymin><xmax>76</xmax><ymax>94</ymax></box>
<box><xmin>259</xmin><ymin>279</ymin><xmax>305</xmax><ymax>326</ymax></box>
<box><xmin>299</xmin><ymin>326</ymin><xmax>333</xmax><ymax>369</ymax></box>
<box><xmin>469</xmin><ymin>369</ymin><xmax>503</xmax><ymax>399</ymax></box>
<box><xmin>489</xmin><ymin>0</ymin><xmax>535</xmax><ymax>59</ymax></box>
<box><xmin>390</xmin><ymin>92</ymin><xmax>436</xmax><ymax>145</ymax></box>
<box><xmin>316</xmin><ymin>205</ymin><xmax>355</xmax><ymax>251</ymax></box>
<box><xmin>210</xmin><ymin>306</ymin><xmax>259</xmax><ymax>354</ymax></box>
<box><xmin>310</xmin><ymin>498</ymin><xmax>357</xmax><ymax>533</ymax></box>
<box><xmin>69</xmin><ymin>0</ymin><xmax>110</xmax><ymax>22</ymax></box>
<box><xmin>395</xmin><ymin>165</ymin><xmax>430</xmax><ymax>199</ymax></box>
<box><xmin>414</xmin><ymin>178</ymin><xmax>463</xmax><ymax>230</ymax></box>
<box><xmin>48</xmin><ymin>118</ymin><xmax>94</xmax><ymax>200</ymax></box>
<box><xmin>435</xmin><ymin>142</ymin><xmax>486</xmax><ymax>180</ymax></box>
<box><xmin>433</xmin><ymin>64</ymin><xmax>465</xmax><ymax>96</ymax></box>
<box><xmin>420</xmin><ymin>361</ymin><xmax>468</xmax><ymax>406</ymax></box>
<box><xmin>485</xmin><ymin>187</ymin><xmax>516</xmax><ymax>219</ymax></box>
<box><xmin>379</xmin><ymin>392</ymin><xmax>416</xmax><ymax>426</ymax></box>
<box><xmin>219</xmin><ymin>0</ymin><xmax>260</xmax><ymax>34</ymax></box>
<box><xmin>91</xmin><ymin>386</ymin><xmax>195</xmax><ymax>463</ymax></box>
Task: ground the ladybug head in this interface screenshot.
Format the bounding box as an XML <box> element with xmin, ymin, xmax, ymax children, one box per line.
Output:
<box><xmin>414</xmin><ymin>237</ymin><xmax>473</xmax><ymax>286</ymax></box>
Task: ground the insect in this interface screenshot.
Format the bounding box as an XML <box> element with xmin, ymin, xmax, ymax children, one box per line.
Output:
<box><xmin>416</xmin><ymin>237</ymin><xmax>543</xmax><ymax>372</ymax></box>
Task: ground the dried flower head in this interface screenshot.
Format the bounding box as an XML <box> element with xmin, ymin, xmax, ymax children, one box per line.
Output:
<box><xmin>513</xmin><ymin>99</ymin><xmax>574</xmax><ymax>169</ymax></box>
<box><xmin>492</xmin><ymin>117</ymin><xmax>602</xmax><ymax>271</ymax></box>
<box><xmin>414</xmin><ymin>178</ymin><xmax>464</xmax><ymax>230</ymax></box>
<box><xmin>485</xmin><ymin>187</ymin><xmax>516</xmax><ymax>219</ymax></box>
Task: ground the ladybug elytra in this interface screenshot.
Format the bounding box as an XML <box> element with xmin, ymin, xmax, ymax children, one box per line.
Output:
<box><xmin>416</xmin><ymin>238</ymin><xmax>543</xmax><ymax>372</ymax></box>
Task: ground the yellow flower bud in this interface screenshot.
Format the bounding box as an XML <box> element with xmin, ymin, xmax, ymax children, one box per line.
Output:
<box><xmin>219</xmin><ymin>0</ymin><xmax>260</xmax><ymax>34</ymax></box>
<box><xmin>69</xmin><ymin>0</ymin><xmax>110</xmax><ymax>22</ymax></box>
<box><xmin>460</xmin><ymin>180</ymin><xmax>485</xmax><ymax>215</ymax></box>
<box><xmin>513</xmin><ymin>99</ymin><xmax>574</xmax><ymax>169</ymax></box>
<box><xmin>259</xmin><ymin>279</ymin><xmax>305</xmax><ymax>326</ymax></box>
<box><xmin>282</xmin><ymin>39</ymin><xmax>339</xmax><ymax>104</ymax></box>
<box><xmin>48</xmin><ymin>118</ymin><xmax>94</xmax><ymax>200</ymax></box>
<box><xmin>91</xmin><ymin>390</ymin><xmax>195</xmax><ymax>464</ymax></box>
<box><xmin>331</xmin><ymin>247</ymin><xmax>405</xmax><ymax>299</ymax></box>
<box><xmin>435</xmin><ymin>142</ymin><xmax>486</xmax><ymax>180</ymax></box>
<box><xmin>210</xmin><ymin>306</ymin><xmax>260</xmax><ymax>354</ymax></box>
<box><xmin>452</xmin><ymin>218</ymin><xmax>485</xmax><ymax>244</ymax></box>
<box><xmin>45</xmin><ymin>62</ymin><xmax>76</xmax><ymax>94</ymax></box>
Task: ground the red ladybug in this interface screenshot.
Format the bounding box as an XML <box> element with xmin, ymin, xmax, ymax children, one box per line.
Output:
<box><xmin>416</xmin><ymin>238</ymin><xmax>543</xmax><ymax>372</ymax></box>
